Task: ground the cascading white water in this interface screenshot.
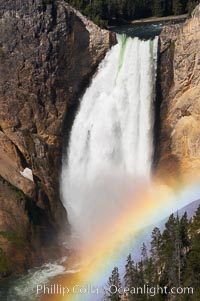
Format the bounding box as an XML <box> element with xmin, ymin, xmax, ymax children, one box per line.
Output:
<box><xmin>61</xmin><ymin>35</ymin><xmax>158</xmax><ymax>244</ymax></box>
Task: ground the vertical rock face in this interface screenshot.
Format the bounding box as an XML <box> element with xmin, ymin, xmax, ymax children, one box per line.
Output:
<box><xmin>0</xmin><ymin>0</ymin><xmax>116</xmax><ymax>275</ymax></box>
<box><xmin>156</xmin><ymin>4</ymin><xmax>200</xmax><ymax>184</ymax></box>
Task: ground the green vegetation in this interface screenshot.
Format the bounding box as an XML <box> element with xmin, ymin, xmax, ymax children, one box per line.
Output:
<box><xmin>0</xmin><ymin>249</ymin><xmax>12</xmax><ymax>273</ymax></box>
<box><xmin>169</xmin><ymin>41</ymin><xmax>176</xmax><ymax>54</ymax></box>
<box><xmin>0</xmin><ymin>47</ymin><xmax>5</xmax><ymax>58</ymax></box>
<box><xmin>107</xmin><ymin>206</ymin><xmax>200</xmax><ymax>300</ymax></box>
<box><xmin>0</xmin><ymin>231</ymin><xmax>26</xmax><ymax>274</ymax></box>
<box><xmin>0</xmin><ymin>176</ymin><xmax>26</xmax><ymax>204</ymax></box>
<box><xmin>43</xmin><ymin>0</ymin><xmax>54</xmax><ymax>4</ymax></box>
<box><xmin>67</xmin><ymin>0</ymin><xmax>200</xmax><ymax>27</ymax></box>
<box><xmin>115</xmin><ymin>35</ymin><xmax>128</xmax><ymax>81</ymax></box>
<box><xmin>187</xmin><ymin>0</ymin><xmax>199</xmax><ymax>14</ymax></box>
<box><xmin>107</xmin><ymin>267</ymin><xmax>122</xmax><ymax>300</ymax></box>
<box><xmin>0</xmin><ymin>232</ymin><xmax>25</xmax><ymax>272</ymax></box>
<box><xmin>0</xmin><ymin>231</ymin><xmax>25</xmax><ymax>246</ymax></box>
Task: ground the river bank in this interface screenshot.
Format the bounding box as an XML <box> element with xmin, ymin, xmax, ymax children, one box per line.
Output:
<box><xmin>109</xmin><ymin>14</ymin><xmax>188</xmax><ymax>39</ymax></box>
<box><xmin>131</xmin><ymin>14</ymin><xmax>188</xmax><ymax>25</ymax></box>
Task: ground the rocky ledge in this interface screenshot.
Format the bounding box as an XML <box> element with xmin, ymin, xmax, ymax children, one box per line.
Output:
<box><xmin>156</xmin><ymin>4</ymin><xmax>200</xmax><ymax>185</ymax></box>
<box><xmin>0</xmin><ymin>0</ymin><xmax>116</xmax><ymax>277</ymax></box>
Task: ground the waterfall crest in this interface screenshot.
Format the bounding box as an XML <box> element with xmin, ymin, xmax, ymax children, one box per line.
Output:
<box><xmin>61</xmin><ymin>35</ymin><xmax>158</xmax><ymax>243</ymax></box>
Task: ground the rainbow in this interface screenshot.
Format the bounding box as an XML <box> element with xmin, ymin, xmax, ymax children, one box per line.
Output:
<box><xmin>43</xmin><ymin>180</ymin><xmax>200</xmax><ymax>301</ymax></box>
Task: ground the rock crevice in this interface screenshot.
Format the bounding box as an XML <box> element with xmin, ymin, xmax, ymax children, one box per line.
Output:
<box><xmin>0</xmin><ymin>0</ymin><xmax>116</xmax><ymax>276</ymax></box>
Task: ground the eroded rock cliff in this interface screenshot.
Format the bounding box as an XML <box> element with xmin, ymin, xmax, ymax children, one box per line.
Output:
<box><xmin>156</xmin><ymin>4</ymin><xmax>200</xmax><ymax>185</ymax></box>
<box><xmin>0</xmin><ymin>0</ymin><xmax>115</xmax><ymax>276</ymax></box>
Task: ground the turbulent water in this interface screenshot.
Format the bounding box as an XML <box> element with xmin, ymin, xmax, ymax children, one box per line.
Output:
<box><xmin>0</xmin><ymin>261</ymin><xmax>66</xmax><ymax>301</ymax></box>
<box><xmin>114</xmin><ymin>23</ymin><xmax>164</xmax><ymax>39</ymax></box>
<box><xmin>61</xmin><ymin>35</ymin><xmax>158</xmax><ymax>244</ymax></box>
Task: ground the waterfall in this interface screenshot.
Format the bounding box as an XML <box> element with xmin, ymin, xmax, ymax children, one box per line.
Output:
<box><xmin>61</xmin><ymin>35</ymin><xmax>158</xmax><ymax>244</ymax></box>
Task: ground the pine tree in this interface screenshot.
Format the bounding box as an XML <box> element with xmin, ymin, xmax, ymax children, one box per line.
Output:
<box><xmin>164</xmin><ymin>0</ymin><xmax>173</xmax><ymax>15</ymax></box>
<box><xmin>140</xmin><ymin>243</ymin><xmax>150</xmax><ymax>282</ymax></box>
<box><xmin>181</xmin><ymin>0</ymin><xmax>189</xmax><ymax>12</ymax></box>
<box><xmin>141</xmin><ymin>243</ymin><xmax>155</xmax><ymax>291</ymax></box>
<box><xmin>150</xmin><ymin>227</ymin><xmax>162</xmax><ymax>282</ymax></box>
<box><xmin>123</xmin><ymin>0</ymin><xmax>137</xmax><ymax>19</ymax></box>
<box><xmin>161</xmin><ymin>214</ymin><xmax>180</xmax><ymax>287</ymax></box>
<box><xmin>187</xmin><ymin>0</ymin><xmax>199</xmax><ymax>16</ymax></box>
<box><xmin>180</xmin><ymin>213</ymin><xmax>190</xmax><ymax>249</ymax></box>
<box><xmin>174</xmin><ymin>215</ymin><xmax>182</xmax><ymax>286</ymax></box>
<box><xmin>134</xmin><ymin>261</ymin><xmax>147</xmax><ymax>301</ymax></box>
<box><xmin>66</xmin><ymin>0</ymin><xmax>196</xmax><ymax>26</ymax></box>
<box><xmin>107</xmin><ymin>267</ymin><xmax>122</xmax><ymax>301</ymax></box>
<box><xmin>179</xmin><ymin>212</ymin><xmax>190</xmax><ymax>284</ymax></box>
<box><xmin>184</xmin><ymin>206</ymin><xmax>200</xmax><ymax>299</ymax></box>
<box><xmin>151</xmin><ymin>227</ymin><xmax>162</xmax><ymax>262</ymax></box>
<box><xmin>172</xmin><ymin>0</ymin><xmax>183</xmax><ymax>15</ymax></box>
<box><xmin>124</xmin><ymin>254</ymin><xmax>135</xmax><ymax>287</ymax></box>
<box><xmin>152</xmin><ymin>0</ymin><xmax>165</xmax><ymax>16</ymax></box>
<box><xmin>124</xmin><ymin>254</ymin><xmax>137</xmax><ymax>300</ymax></box>
<box><xmin>107</xmin><ymin>207</ymin><xmax>200</xmax><ymax>301</ymax></box>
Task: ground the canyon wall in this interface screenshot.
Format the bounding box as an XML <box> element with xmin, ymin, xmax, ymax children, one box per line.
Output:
<box><xmin>1</xmin><ymin>0</ymin><xmax>200</xmax><ymax>278</ymax></box>
<box><xmin>156</xmin><ymin>4</ymin><xmax>200</xmax><ymax>185</ymax></box>
<box><xmin>0</xmin><ymin>0</ymin><xmax>115</xmax><ymax>276</ymax></box>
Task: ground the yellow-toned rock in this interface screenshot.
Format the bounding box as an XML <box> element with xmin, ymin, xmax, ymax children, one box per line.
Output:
<box><xmin>156</xmin><ymin>4</ymin><xmax>200</xmax><ymax>184</ymax></box>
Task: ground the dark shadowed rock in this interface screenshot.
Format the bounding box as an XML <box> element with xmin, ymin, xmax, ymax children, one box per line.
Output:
<box><xmin>0</xmin><ymin>0</ymin><xmax>116</xmax><ymax>276</ymax></box>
